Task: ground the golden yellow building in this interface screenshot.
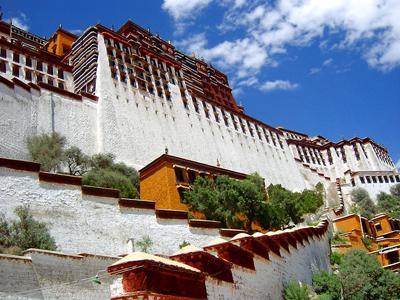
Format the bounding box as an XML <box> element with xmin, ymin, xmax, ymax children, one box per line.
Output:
<box><xmin>333</xmin><ymin>213</ymin><xmax>400</xmax><ymax>270</ymax></box>
<box><xmin>139</xmin><ymin>154</ymin><xmax>247</xmax><ymax>211</ymax></box>
<box><xmin>46</xmin><ymin>26</ymin><xmax>77</xmax><ymax>57</ymax></box>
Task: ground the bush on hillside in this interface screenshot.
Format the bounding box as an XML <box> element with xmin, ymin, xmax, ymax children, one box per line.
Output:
<box><xmin>283</xmin><ymin>280</ymin><xmax>309</xmax><ymax>300</ymax></box>
<box><xmin>376</xmin><ymin>184</ymin><xmax>400</xmax><ymax>219</ymax></box>
<box><xmin>83</xmin><ymin>153</ymin><xmax>139</xmax><ymax>198</ymax></box>
<box><xmin>312</xmin><ymin>271</ymin><xmax>341</xmax><ymax>300</ymax></box>
<box><xmin>0</xmin><ymin>206</ymin><xmax>56</xmax><ymax>255</ymax></box>
<box><xmin>351</xmin><ymin>188</ymin><xmax>377</xmax><ymax>218</ymax></box>
<box><xmin>63</xmin><ymin>146</ymin><xmax>90</xmax><ymax>176</ymax></box>
<box><xmin>27</xmin><ymin>132</ymin><xmax>66</xmax><ymax>172</ymax></box>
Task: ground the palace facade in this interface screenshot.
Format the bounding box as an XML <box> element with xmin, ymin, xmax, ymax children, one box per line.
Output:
<box><xmin>0</xmin><ymin>18</ymin><xmax>398</xmax><ymax>209</ymax></box>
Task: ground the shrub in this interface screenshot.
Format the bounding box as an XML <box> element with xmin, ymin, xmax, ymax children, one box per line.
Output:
<box><xmin>339</xmin><ymin>250</ymin><xmax>400</xmax><ymax>300</ymax></box>
<box><xmin>27</xmin><ymin>132</ymin><xmax>66</xmax><ymax>172</ymax></box>
<box><xmin>63</xmin><ymin>146</ymin><xmax>90</xmax><ymax>176</ymax></box>
<box><xmin>179</xmin><ymin>240</ymin><xmax>190</xmax><ymax>249</ymax></box>
<box><xmin>330</xmin><ymin>252</ymin><xmax>343</xmax><ymax>266</ymax></box>
<box><xmin>312</xmin><ymin>271</ymin><xmax>341</xmax><ymax>300</ymax></box>
<box><xmin>83</xmin><ymin>153</ymin><xmax>139</xmax><ymax>198</ymax></box>
<box><xmin>136</xmin><ymin>235</ymin><xmax>153</xmax><ymax>253</ymax></box>
<box><xmin>0</xmin><ymin>206</ymin><xmax>56</xmax><ymax>255</ymax></box>
<box><xmin>351</xmin><ymin>188</ymin><xmax>377</xmax><ymax>218</ymax></box>
<box><xmin>331</xmin><ymin>233</ymin><xmax>347</xmax><ymax>245</ymax></box>
<box><xmin>283</xmin><ymin>280</ymin><xmax>309</xmax><ymax>300</ymax></box>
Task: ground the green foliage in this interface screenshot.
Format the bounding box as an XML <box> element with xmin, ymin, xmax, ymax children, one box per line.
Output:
<box><xmin>283</xmin><ymin>281</ymin><xmax>309</xmax><ymax>300</ymax></box>
<box><xmin>312</xmin><ymin>271</ymin><xmax>341</xmax><ymax>300</ymax></box>
<box><xmin>83</xmin><ymin>153</ymin><xmax>139</xmax><ymax>198</ymax></box>
<box><xmin>185</xmin><ymin>176</ymin><xmax>324</xmax><ymax>231</ymax></box>
<box><xmin>63</xmin><ymin>146</ymin><xmax>90</xmax><ymax>176</ymax></box>
<box><xmin>184</xmin><ymin>173</ymin><xmax>267</xmax><ymax>230</ymax></box>
<box><xmin>179</xmin><ymin>240</ymin><xmax>190</xmax><ymax>249</ymax></box>
<box><xmin>361</xmin><ymin>236</ymin><xmax>373</xmax><ymax>249</ymax></box>
<box><xmin>136</xmin><ymin>235</ymin><xmax>153</xmax><ymax>253</ymax></box>
<box><xmin>351</xmin><ymin>188</ymin><xmax>377</xmax><ymax>218</ymax></box>
<box><xmin>338</xmin><ymin>249</ymin><xmax>400</xmax><ymax>300</ymax></box>
<box><xmin>376</xmin><ymin>185</ymin><xmax>400</xmax><ymax>219</ymax></box>
<box><xmin>27</xmin><ymin>132</ymin><xmax>66</xmax><ymax>172</ymax></box>
<box><xmin>0</xmin><ymin>206</ymin><xmax>56</xmax><ymax>255</ymax></box>
<box><xmin>330</xmin><ymin>252</ymin><xmax>343</xmax><ymax>266</ymax></box>
<box><xmin>331</xmin><ymin>233</ymin><xmax>348</xmax><ymax>245</ymax></box>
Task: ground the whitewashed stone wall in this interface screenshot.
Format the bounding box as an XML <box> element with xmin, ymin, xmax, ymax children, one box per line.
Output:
<box><xmin>0</xmin><ymin>251</ymin><xmax>117</xmax><ymax>300</ymax></box>
<box><xmin>0</xmin><ymin>83</ymin><xmax>98</xmax><ymax>160</ymax></box>
<box><xmin>206</xmin><ymin>233</ymin><xmax>331</xmax><ymax>299</ymax></box>
<box><xmin>0</xmin><ymin>167</ymin><xmax>219</xmax><ymax>256</ymax></box>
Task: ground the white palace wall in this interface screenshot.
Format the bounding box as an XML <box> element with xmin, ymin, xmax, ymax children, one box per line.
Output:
<box><xmin>0</xmin><ymin>82</ymin><xmax>98</xmax><ymax>160</ymax></box>
<box><xmin>95</xmin><ymin>34</ymin><xmax>309</xmax><ymax>191</ymax></box>
<box><xmin>0</xmin><ymin>166</ymin><xmax>220</xmax><ymax>256</ymax></box>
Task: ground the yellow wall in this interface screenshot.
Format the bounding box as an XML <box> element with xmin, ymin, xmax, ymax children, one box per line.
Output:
<box><xmin>334</xmin><ymin>215</ymin><xmax>362</xmax><ymax>233</ymax></box>
<box><xmin>140</xmin><ymin>163</ymin><xmax>189</xmax><ymax>210</ymax></box>
<box><xmin>47</xmin><ymin>30</ymin><xmax>76</xmax><ymax>57</ymax></box>
<box><xmin>371</xmin><ymin>216</ymin><xmax>392</xmax><ymax>236</ymax></box>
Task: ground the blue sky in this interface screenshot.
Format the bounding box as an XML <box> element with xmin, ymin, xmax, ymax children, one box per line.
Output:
<box><xmin>4</xmin><ymin>0</ymin><xmax>400</xmax><ymax>167</ymax></box>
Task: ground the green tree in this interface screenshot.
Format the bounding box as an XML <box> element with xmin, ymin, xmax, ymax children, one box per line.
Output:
<box><xmin>339</xmin><ymin>250</ymin><xmax>400</xmax><ymax>300</ymax></box>
<box><xmin>283</xmin><ymin>280</ymin><xmax>309</xmax><ymax>300</ymax></box>
<box><xmin>26</xmin><ymin>132</ymin><xmax>66</xmax><ymax>172</ymax></box>
<box><xmin>376</xmin><ymin>185</ymin><xmax>400</xmax><ymax>218</ymax></box>
<box><xmin>351</xmin><ymin>188</ymin><xmax>377</xmax><ymax>218</ymax></box>
<box><xmin>83</xmin><ymin>153</ymin><xmax>139</xmax><ymax>198</ymax></box>
<box><xmin>63</xmin><ymin>146</ymin><xmax>90</xmax><ymax>176</ymax></box>
<box><xmin>136</xmin><ymin>235</ymin><xmax>153</xmax><ymax>253</ymax></box>
<box><xmin>0</xmin><ymin>206</ymin><xmax>56</xmax><ymax>255</ymax></box>
<box><xmin>312</xmin><ymin>271</ymin><xmax>341</xmax><ymax>300</ymax></box>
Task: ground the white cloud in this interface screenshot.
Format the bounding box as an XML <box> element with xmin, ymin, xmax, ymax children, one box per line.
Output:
<box><xmin>162</xmin><ymin>0</ymin><xmax>213</xmax><ymax>20</ymax></box>
<box><xmin>5</xmin><ymin>12</ymin><xmax>29</xmax><ymax>31</ymax></box>
<box><xmin>68</xmin><ymin>29</ymin><xmax>83</xmax><ymax>35</ymax></box>
<box><xmin>396</xmin><ymin>159</ymin><xmax>400</xmax><ymax>171</ymax></box>
<box><xmin>259</xmin><ymin>80</ymin><xmax>299</xmax><ymax>92</ymax></box>
<box><xmin>170</xmin><ymin>0</ymin><xmax>400</xmax><ymax>86</ymax></box>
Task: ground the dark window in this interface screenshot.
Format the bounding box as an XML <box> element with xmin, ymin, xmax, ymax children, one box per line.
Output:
<box><xmin>47</xmin><ymin>65</ymin><xmax>53</xmax><ymax>75</ymax></box>
<box><xmin>378</xmin><ymin>176</ymin><xmax>383</xmax><ymax>183</ymax></box>
<box><xmin>58</xmin><ymin>68</ymin><xmax>64</xmax><ymax>79</ymax></box>
<box><xmin>48</xmin><ymin>78</ymin><xmax>53</xmax><ymax>86</ymax></box>
<box><xmin>12</xmin><ymin>65</ymin><xmax>19</xmax><ymax>77</ymax></box>
<box><xmin>36</xmin><ymin>74</ymin><xmax>43</xmax><ymax>82</ymax></box>
<box><xmin>25</xmin><ymin>69</ymin><xmax>32</xmax><ymax>81</ymax></box>
<box><xmin>389</xmin><ymin>176</ymin><xmax>395</xmax><ymax>183</ymax></box>
<box><xmin>384</xmin><ymin>176</ymin><xmax>389</xmax><ymax>183</ymax></box>
<box><xmin>0</xmin><ymin>48</ymin><xmax>6</xmax><ymax>58</ymax></box>
<box><xmin>396</xmin><ymin>176</ymin><xmax>400</xmax><ymax>183</ymax></box>
<box><xmin>187</xmin><ymin>170</ymin><xmax>196</xmax><ymax>184</ymax></box>
<box><xmin>372</xmin><ymin>176</ymin><xmax>377</xmax><ymax>183</ymax></box>
<box><xmin>36</xmin><ymin>61</ymin><xmax>42</xmax><ymax>71</ymax></box>
<box><xmin>0</xmin><ymin>60</ymin><xmax>6</xmax><ymax>73</ymax></box>
<box><xmin>25</xmin><ymin>56</ymin><xmax>32</xmax><ymax>67</ymax></box>
<box><xmin>386</xmin><ymin>251</ymin><xmax>399</xmax><ymax>265</ymax></box>
<box><xmin>375</xmin><ymin>223</ymin><xmax>382</xmax><ymax>231</ymax></box>
<box><xmin>178</xmin><ymin>187</ymin><xmax>186</xmax><ymax>203</ymax></box>
<box><xmin>58</xmin><ymin>82</ymin><xmax>64</xmax><ymax>89</ymax></box>
<box><xmin>13</xmin><ymin>52</ymin><xmax>19</xmax><ymax>63</ymax></box>
<box><xmin>366</xmin><ymin>176</ymin><xmax>371</xmax><ymax>183</ymax></box>
<box><xmin>174</xmin><ymin>168</ymin><xmax>185</xmax><ymax>183</ymax></box>
<box><xmin>360</xmin><ymin>176</ymin><xmax>365</xmax><ymax>184</ymax></box>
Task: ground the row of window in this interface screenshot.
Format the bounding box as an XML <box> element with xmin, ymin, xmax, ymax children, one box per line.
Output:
<box><xmin>359</xmin><ymin>175</ymin><xmax>400</xmax><ymax>184</ymax></box>
<box><xmin>296</xmin><ymin>145</ymin><xmax>326</xmax><ymax>166</ymax></box>
<box><xmin>0</xmin><ymin>61</ymin><xmax>65</xmax><ymax>89</ymax></box>
<box><xmin>0</xmin><ymin>47</ymin><xmax>64</xmax><ymax>79</ymax></box>
<box><xmin>373</xmin><ymin>145</ymin><xmax>393</xmax><ymax>167</ymax></box>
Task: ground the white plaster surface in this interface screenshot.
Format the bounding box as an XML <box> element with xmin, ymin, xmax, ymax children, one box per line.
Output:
<box><xmin>0</xmin><ymin>168</ymin><xmax>220</xmax><ymax>256</ymax></box>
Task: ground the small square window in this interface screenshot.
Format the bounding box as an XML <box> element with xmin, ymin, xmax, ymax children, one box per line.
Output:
<box><xmin>0</xmin><ymin>48</ymin><xmax>6</xmax><ymax>58</ymax></box>
<box><xmin>360</xmin><ymin>176</ymin><xmax>365</xmax><ymax>184</ymax></box>
<box><xmin>25</xmin><ymin>69</ymin><xmax>32</xmax><ymax>81</ymax></box>
<box><xmin>174</xmin><ymin>168</ymin><xmax>185</xmax><ymax>183</ymax></box>
<box><xmin>58</xmin><ymin>82</ymin><xmax>64</xmax><ymax>89</ymax></box>
<box><xmin>12</xmin><ymin>65</ymin><xmax>19</xmax><ymax>77</ymax></box>
<box><xmin>372</xmin><ymin>176</ymin><xmax>377</xmax><ymax>183</ymax></box>
<box><xmin>0</xmin><ymin>60</ymin><xmax>6</xmax><ymax>73</ymax></box>
<box><xmin>13</xmin><ymin>52</ymin><xmax>19</xmax><ymax>63</ymax></box>
<box><xmin>26</xmin><ymin>57</ymin><xmax>32</xmax><ymax>67</ymax></box>
<box><xmin>366</xmin><ymin>176</ymin><xmax>371</xmax><ymax>183</ymax></box>
<box><xmin>396</xmin><ymin>175</ymin><xmax>400</xmax><ymax>183</ymax></box>
<box><xmin>375</xmin><ymin>223</ymin><xmax>382</xmax><ymax>231</ymax></box>
<box><xmin>378</xmin><ymin>176</ymin><xmax>383</xmax><ymax>183</ymax></box>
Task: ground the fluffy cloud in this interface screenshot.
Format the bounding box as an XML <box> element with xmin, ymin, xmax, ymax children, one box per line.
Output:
<box><xmin>166</xmin><ymin>0</ymin><xmax>400</xmax><ymax>87</ymax></box>
<box><xmin>5</xmin><ymin>12</ymin><xmax>29</xmax><ymax>31</ymax></box>
<box><xmin>162</xmin><ymin>0</ymin><xmax>213</xmax><ymax>20</ymax></box>
<box><xmin>259</xmin><ymin>80</ymin><xmax>299</xmax><ymax>92</ymax></box>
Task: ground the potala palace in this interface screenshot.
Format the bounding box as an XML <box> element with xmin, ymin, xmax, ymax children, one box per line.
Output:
<box><xmin>0</xmin><ymin>18</ymin><xmax>399</xmax><ymax>299</ymax></box>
